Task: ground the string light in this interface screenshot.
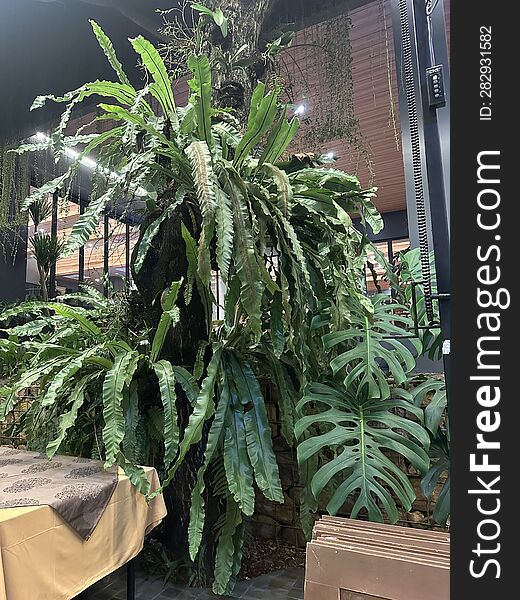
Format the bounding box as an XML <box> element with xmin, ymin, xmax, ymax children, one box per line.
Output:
<box><xmin>65</xmin><ymin>147</ymin><xmax>80</xmax><ymax>160</ymax></box>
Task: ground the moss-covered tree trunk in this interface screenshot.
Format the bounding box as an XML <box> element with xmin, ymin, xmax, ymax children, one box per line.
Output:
<box><xmin>131</xmin><ymin>203</ymin><xmax>206</xmax><ymax>366</ymax></box>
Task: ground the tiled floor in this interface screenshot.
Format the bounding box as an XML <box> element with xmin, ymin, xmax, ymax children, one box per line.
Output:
<box><xmin>85</xmin><ymin>567</ymin><xmax>304</xmax><ymax>600</ymax></box>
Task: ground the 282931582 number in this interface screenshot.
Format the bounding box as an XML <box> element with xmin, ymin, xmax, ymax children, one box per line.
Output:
<box><xmin>480</xmin><ymin>26</ymin><xmax>492</xmax><ymax>99</ymax></box>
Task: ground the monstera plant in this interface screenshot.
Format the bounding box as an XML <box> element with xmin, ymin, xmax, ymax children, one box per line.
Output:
<box><xmin>0</xmin><ymin>5</ymin><xmax>441</xmax><ymax>593</ymax></box>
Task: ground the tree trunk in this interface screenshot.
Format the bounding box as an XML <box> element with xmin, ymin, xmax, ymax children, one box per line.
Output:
<box><xmin>131</xmin><ymin>201</ymin><xmax>210</xmax><ymax>565</ymax></box>
<box><xmin>131</xmin><ymin>202</ymin><xmax>207</xmax><ymax>366</ymax></box>
<box><xmin>38</xmin><ymin>265</ymin><xmax>48</xmax><ymax>302</ymax></box>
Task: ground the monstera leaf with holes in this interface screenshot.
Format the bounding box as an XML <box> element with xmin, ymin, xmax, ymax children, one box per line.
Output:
<box><xmin>323</xmin><ymin>294</ymin><xmax>419</xmax><ymax>399</ymax></box>
<box><xmin>295</xmin><ymin>294</ymin><xmax>436</xmax><ymax>525</ymax></box>
<box><xmin>295</xmin><ymin>381</ymin><xmax>430</xmax><ymax>523</ymax></box>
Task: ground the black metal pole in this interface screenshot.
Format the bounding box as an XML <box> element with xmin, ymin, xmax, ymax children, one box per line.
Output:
<box><xmin>411</xmin><ymin>0</ymin><xmax>451</xmax><ymax>386</ymax></box>
<box><xmin>391</xmin><ymin>0</ymin><xmax>451</xmax><ymax>386</ymax></box>
<box><xmin>78</xmin><ymin>199</ymin><xmax>85</xmax><ymax>284</ymax></box>
<box><xmin>388</xmin><ymin>240</ymin><xmax>396</xmax><ymax>299</ymax></box>
<box><xmin>48</xmin><ymin>189</ymin><xmax>59</xmax><ymax>298</ymax></box>
<box><xmin>103</xmin><ymin>212</ymin><xmax>109</xmax><ymax>297</ymax></box>
<box><xmin>125</xmin><ymin>221</ymin><xmax>130</xmax><ymax>289</ymax></box>
<box><xmin>126</xmin><ymin>557</ymin><xmax>136</xmax><ymax>600</ymax></box>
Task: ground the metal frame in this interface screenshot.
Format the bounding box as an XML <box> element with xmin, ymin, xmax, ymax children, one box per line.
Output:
<box><xmin>126</xmin><ymin>558</ymin><xmax>136</xmax><ymax>600</ymax></box>
<box><xmin>409</xmin><ymin>0</ymin><xmax>451</xmax><ymax>379</ymax></box>
<box><xmin>78</xmin><ymin>198</ymin><xmax>85</xmax><ymax>284</ymax></box>
<box><xmin>390</xmin><ymin>0</ymin><xmax>451</xmax><ymax>382</ymax></box>
<box><xmin>76</xmin><ymin>557</ymin><xmax>136</xmax><ymax>599</ymax></box>
<box><xmin>125</xmin><ymin>221</ymin><xmax>131</xmax><ymax>289</ymax></box>
<box><xmin>48</xmin><ymin>189</ymin><xmax>59</xmax><ymax>299</ymax></box>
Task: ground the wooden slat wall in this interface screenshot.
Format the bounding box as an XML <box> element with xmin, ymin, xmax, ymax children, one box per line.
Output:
<box><xmin>281</xmin><ymin>0</ymin><xmax>406</xmax><ymax>214</ymax></box>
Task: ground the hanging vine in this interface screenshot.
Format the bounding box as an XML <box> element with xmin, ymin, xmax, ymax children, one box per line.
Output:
<box><xmin>278</xmin><ymin>10</ymin><xmax>373</xmax><ymax>178</ymax></box>
<box><xmin>0</xmin><ymin>138</ymin><xmax>31</xmax><ymax>262</ymax></box>
<box><xmin>379</xmin><ymin>0</ymin><xmax>400</xmax><ymax>150</ymax></box>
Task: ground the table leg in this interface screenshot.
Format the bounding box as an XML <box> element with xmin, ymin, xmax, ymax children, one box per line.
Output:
<box><xmin>127</xmin><ymin>557</ymin><xmax>136</xmax><ymax>600</ymax></box>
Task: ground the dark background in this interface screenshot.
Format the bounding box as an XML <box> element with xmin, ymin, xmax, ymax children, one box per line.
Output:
<box><xmin>0</xmin><ymin>0</ymin><xmax>368</xmax><ymax>140</ymax></box>
<box><xmin>0</xmin><ymin>0</ymin><xmax>175</xmax><ymax>139</ymax></box>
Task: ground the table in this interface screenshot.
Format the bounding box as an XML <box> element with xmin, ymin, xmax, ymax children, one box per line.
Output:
<box><xmin>0</xmin><ymin>466</ymin><xmax>166</xmax><ymax>600</ymax></box>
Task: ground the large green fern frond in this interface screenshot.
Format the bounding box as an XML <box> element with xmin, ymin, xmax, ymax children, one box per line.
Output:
<box><xmin>102</xmin><ymin>351</ymin><xmax>139</xmax><ymax>467</ymax></box>
<box><xmin>153</xmin><ymin>360</ymin><xmax>180</xmax><ymax>470</ymax></box>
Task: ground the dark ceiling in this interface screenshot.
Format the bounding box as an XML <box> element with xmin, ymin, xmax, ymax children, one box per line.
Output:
<box><xmin>0</xmin><ymin>0</ymin><xmax>177</xmax><ymax>140</ymax></box>
<box><xmin>0</xmin><ymin>0</ymin><xmax>368</xmax><ymax>140</ymax></box>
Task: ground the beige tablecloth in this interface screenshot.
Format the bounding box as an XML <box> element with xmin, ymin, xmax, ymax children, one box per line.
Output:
<box><xmin>0</xmin><ymin>466</ymin><xmax>166</xmax><ymax>600</ymax></box>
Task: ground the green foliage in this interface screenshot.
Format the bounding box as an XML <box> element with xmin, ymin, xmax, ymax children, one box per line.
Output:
<box><xmin>30</xmin><ymin>233</ymin><xmax>64</xmax><ymax>275</ymax></box>
<box><xmin>229</xmin><ymin>353</ymin><xmax>283</xmax><ymax>503</ymax></box>
<box><xmin>213</xmin><ymin>497</ymin><xmax>243</xmax><ymax>595</ymax></box>
<box><xmin>150</xmin><ymin>280</ymin><xmax>182</xmax><ymax>363</ymax></box>
<box><xmin>323</xmin><ymin>295</ymin><xmax>417</xmax><ymax>398</ymax></box>
<box><xmin>29</xmin><ymin>233</ymin><xmax>65</xmax><ymax>300</ymax></box>
<box><xmin>188</xmin><ymin>372</ymin><xmax>229</xmax><ymax>561</ymax></box>
<box><xmin>413</xmin><ymin>377</ymin><xmax>450</xmax><ymax>526</ymax></box>
<box><xmin>89</xmin><ymin>20</ymin><xmax>131</xmax><ymax>86</ymax></box>
<box><xmin>0</xmin><ymin>285</ymin><xmax>171</xmax><ymax>496</ymax></box>
<box><xmin>295</xmin><ymin>292</ymin><xmax>432</xmax><ymax>525</ymax></box>
<box><xmin>27</xmin><ymin>196</ymin><xmax>52</xmax><ymax>228</ymax></box>
<box><xmin>412</xmin><ymin>377</ymin><xmax>446</xmax><ymax>436</ymax></box>
<box><xmin>191</xmin><ymin>3</ymin><xmax>228</xmax><ymax>39</ymax></box>
<box><xmin>1</xmin><ymin>15</ymin><xmax>449</xmax><ymax>594</ymax></box>
<box><xmin>400</xmin><ymin>246</ymin><xmax>449</xmax><ymax>527</ymax></box>
<box><xmin>422</xmin><ymin>426</ymin><xmax>450</xmax><ymax>527</ymax></box>
<box><xmin>396</xmin><ymin>247</ymin><xmax>442</xmax><ymax>360</ymax></box>
<box><xmin>153</xmin><ymin>360</ymin><xmax>179</xmax><ymax>470</ymax></box>
<box><xmin>1</xmin><ymin>138</ymin><xmax>30</xmax><ymax>260</ymax></box>
<box><xmin>0</xmin><ymin>336</ymin><xmax>23</xmax><ymax>379</ymax></box>
<box><xmin>188</xmin><ymin>55</ymin><xmax>214</xmax><ymax>148</ymax></box>
<box><xmin>102</xmin><ymin>351</ymin><xmax>139</xmax><ymax>467</ymax></box>
<box><xmin>131</xmin><ymin>35</ymin><xmax>177</xmax><ymax>121</ymax></box>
